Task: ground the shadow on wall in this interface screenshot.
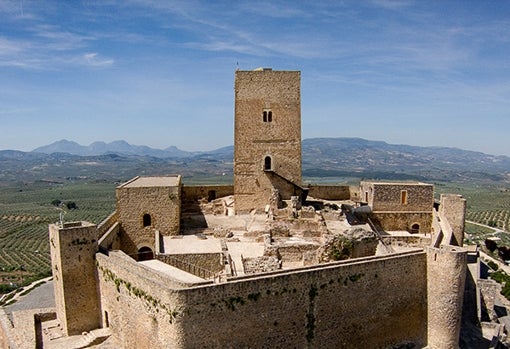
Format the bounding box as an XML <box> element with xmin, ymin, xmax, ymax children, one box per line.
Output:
<box><xmin>180</xmin><ymin>199</ymin><xmax>207</xmax><ymax>234</ymax></box>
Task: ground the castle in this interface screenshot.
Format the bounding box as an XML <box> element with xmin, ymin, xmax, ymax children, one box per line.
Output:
<box><xmin>0</xmin><ymin>68</ymin><xmax>481</xmax><ymax>348</ymax></box>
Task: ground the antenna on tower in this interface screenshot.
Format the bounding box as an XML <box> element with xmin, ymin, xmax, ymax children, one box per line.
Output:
<box><xmin>236</xmin><ymin>61</ymin><xmax>239</xmax><ymax>71</ymax></box>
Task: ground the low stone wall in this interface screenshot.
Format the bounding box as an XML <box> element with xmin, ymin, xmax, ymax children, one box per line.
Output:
<box><xmin>381</xmin><ymin>235</ymin><xmax>432</xmax><ymax>249</ymax></box>
<box><xmin>98</xmin><ymin>221</ymin><xmax>121</xmax><ymax>251</ymax></box>
<box><xmin>157</xmin><ymin>253</ymin><xmax>224</xmax><ymax>276</ymax></box>
<box><xmin>182</xmin><ymin>185</ymin><xmax>234</xmax><ymax>202</ymax></box>
<box><xmin>97</xmin><ymin>211</ymin><xmax>118</xmax><ymax>240</ymax></box>
<box><xmin>307</xmin><ymin>185</ymin><xmax>355</xmax><ymax>200</ymax></box>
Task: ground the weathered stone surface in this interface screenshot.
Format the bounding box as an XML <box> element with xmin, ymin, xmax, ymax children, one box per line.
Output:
<box><xmin>317</xmin><ymin>227</ymin><xmax>378</xmax><ymax>262</ymax></box>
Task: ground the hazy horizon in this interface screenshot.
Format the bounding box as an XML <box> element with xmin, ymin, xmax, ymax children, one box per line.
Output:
<box><xmin>1</xmin><ymin>1</ymin><xmax>510</xmax><ymax>155</ymax></box>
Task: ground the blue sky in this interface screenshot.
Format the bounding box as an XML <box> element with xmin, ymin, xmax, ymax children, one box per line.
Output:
<box><xmin>1</xmin><ymin>1</ymin><xmax>510</xmax><ymax>156</ymax></box>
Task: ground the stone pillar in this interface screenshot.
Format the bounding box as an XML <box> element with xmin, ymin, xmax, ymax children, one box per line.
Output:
<box><xmin>426</xmin><ymin>246</ymin><xmax>467</xmax><ymax>349</ymax></box>
<box><xmin>439</xmin><ymin>194</ymin><xmax>467</xmax><ymax>247</ymax></box>
<box><xmin>49</xmin><ymin>221</ymin><xmax>101</xmax><ymax>335</ymax></box>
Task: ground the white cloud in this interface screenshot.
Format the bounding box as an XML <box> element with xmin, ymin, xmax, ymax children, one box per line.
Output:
<box><xmin>82</xmin><ymin>52</ymin><xmax>114</xmax><ymax>67</ymax></box>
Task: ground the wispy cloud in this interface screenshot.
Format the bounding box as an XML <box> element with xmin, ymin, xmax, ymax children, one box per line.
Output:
<box><xmin>82</xmin><ymin>52</ymin><xmax>114</xmax><ymax>67</ymax></box>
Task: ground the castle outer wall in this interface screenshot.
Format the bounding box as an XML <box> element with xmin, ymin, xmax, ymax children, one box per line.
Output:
<box><xmin>96</xmin><ymin>250</ymin><xmax>427</xmax><ymax>349</ymax></box>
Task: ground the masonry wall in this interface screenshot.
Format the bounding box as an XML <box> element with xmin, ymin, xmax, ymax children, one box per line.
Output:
<box><xmin>178</xmin><ymin>251</ymin><xmax>428</xmax><ymax>348</ymax></box>
<box><xmin>370</xmin><ymin>212</ymin><xmax>433</xmax><ymax>233</ymax></box>
<box><xmin>307</xmin><ymin>185</ymin><xmax>352</xmax><ymax>200</ymax></box>
<box><xmin>96</xmin><ymin>251</ymin><xmax>209</xmax><ymax>349</ymax></box>
<box><xmin>361</xmin><ymin>182</ymin><xmax>434</xmax><ymax>212</ymax></box>
<box><xmin>439</xmin><ymin>194</ymin><xmax>467</xmax><ymax>246</ymax></box>
<box><xmin>182</xmin><ymin>185</ymin><xmax>234</xmax><ymax>202</ymax></box>
<box><xmin>234</xmin><ymin>70</ymin><xmax>302</xmax><ymax>213</ymax></box>
<box><xmin>49</xmin><ymin>222</ymin><xmax>100</xmax><ymax>335</ymax></box>
<box><xmin>116</xmin><ymin>184</ymin><xmax>181</xmax><ymax>257</ymax></box>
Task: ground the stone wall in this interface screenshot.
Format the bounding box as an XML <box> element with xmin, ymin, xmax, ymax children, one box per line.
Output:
<box><xmin>157</xmin><ymin>253</ymin><xmax>224</xmax><ymax>275</ymax></box>
<box><xmin>234</xmin><ymin>69</ymin><xmax>302</xmax><ymax>213</ymax></box>
<box><xmin>49</xmin><ymin>222</ymin><xmax>101</xmax><ymax>335</ymax></box>
<box><xmin>96</xmin><ymin>251</ymin><xmax>205</xmax><ymax>349</ymax></box>
<box><xmin>307</xmin><ymin>185</ymin><xmax>353</xmax><ymax>200</ymax></box>
<box><xmin>178</xmin><ymin>251</ymin><xmax>427</xmax><ymax>348</ymax></box>
<box><xmin>361</xmin><ymin>181</ymin><xmax>434</xmax><ymax>212</ymax></box>
<box><xmin>116</xmin><ymin>178</ymin><xmax>181</xmax><ymax>257</ymax></box>
<box><xmin>182</xmin><ymin>185</ymin><xmax>233</xmax><ymax>202</ymax></box>
<box><xmin>427</xmin><ymin>246</ymin><xmax>467</xmax><ymax>349</ymax></box>
<box><xmin>370</xmin><ymin>212</ymin><xmax>432</xmax><ymax>233</ymax></box>
<box><xmin>97</xmin><ymin>210</ymin><xmax>118</xmax><ymax>239</ymax></box>
<box><xmin>439</xmin><ymin>194</ymin><xmax>467</xmax><ymax>246</ymax></box>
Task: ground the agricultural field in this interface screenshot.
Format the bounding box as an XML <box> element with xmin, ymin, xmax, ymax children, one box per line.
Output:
<box><xmin>0</xmin><ymin>177</ymin><xmax>509</xmax><ymax>292</ymax></box>
<box><xmin>0</xmin><ymin>181</ymin><xmax>116</xmax><ymax>291</ymax></box>
<box><xmin>434</xmin><ymin>181</ymin><xmax>510</xmax><ymax>247</ymax></box>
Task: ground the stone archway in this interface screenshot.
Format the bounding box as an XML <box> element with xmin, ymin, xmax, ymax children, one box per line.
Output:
<box><xmin>410</xmin><ymin>223</ymin><xmax>420</xmax><ymax>234</ymax></box>
<box><xmin>137</xmin><ymin>246</ymin><xmax>154</xmax><ymax>261</ymax></box>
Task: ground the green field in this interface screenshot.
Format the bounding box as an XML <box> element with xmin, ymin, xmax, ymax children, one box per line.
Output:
<box><xmin>0</xmin><ymin>181</ymin><xmax>116</xmax><ymax>290</ymax></box>
<box><xmin>0</xmin><ymin>178</ymin><xmax>509</xmax><ymax>292</ymax></box>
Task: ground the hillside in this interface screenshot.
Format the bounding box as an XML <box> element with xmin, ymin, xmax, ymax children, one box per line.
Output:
<box><xmin>1</xmin><ymin>138</ymin><xmax>509</xmax><ymax>184</ymax></box>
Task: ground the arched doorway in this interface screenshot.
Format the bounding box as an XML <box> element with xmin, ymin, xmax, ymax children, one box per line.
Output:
<box><xmin>264</xmin><ymin>156</ymin><xmax>272</xmax><ymax>171</ymax></box>
<box><xmin>137</xmin><ymin>246</ymin><xmax>154</xmax><ymax>261</ymax></box>
<box><xmin>410</xmin><ymin>223</ymin><xmax>420</xmax><ymax>234</ymax></box>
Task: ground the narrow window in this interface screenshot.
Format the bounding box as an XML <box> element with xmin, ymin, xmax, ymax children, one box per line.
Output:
<box><xmin>104</xmin><ymin>311</ymin><xmax>109</xmax><ymax>327</ymax></box>
<box><xmin>365</xmin><ymin>191</ymin><xmax>369</xmax><ymax>203</ymax></box>
<box><xmin>401</xmin><ymin>190</ymin><xmax>408</xmax><ymax>205</ymax></box>
<box><xmin>143</xmin><ymin>213</ymin><xmax>151</xmax><ymax>227</ymax></box>
<box><xmin>263</xmin><ymin>109</ymin><xmax>272</xmax><ymax>123</ymax></box>
<box><xmin>264</xmin><ymin>156</ymin><xmax>272</xmax><ymax>171</ymax></box>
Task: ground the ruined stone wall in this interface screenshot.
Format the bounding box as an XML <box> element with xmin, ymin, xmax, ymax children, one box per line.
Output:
<box><xmin>439</xmin><ymin>194</ymin><xmax>467</xmax><ymax>246</ymax></box>
<box><xmin>116</xmin><ymin>183</ymin><xmax>181</xmax><ymax>256</ymax></box>
<box><xmin>361</xmin><ymin>182</ymin><xmax>434</xmax><ymax>212</ymax></box>
<box><xmin>49</xmin><ymin>222</ymin><xmax>100</xmax><ymax>336</ymax></box>
<box><xmin>234</xmin><ymin>70</ymin><xmax>302</xmax><ymax>213</ymax></box>
<box><xmin>427</xmin><ymin>246</ymin><xmax>467</xmax><ymax>349</ymax></box>
<box><xmin>181</xmin><ymin>185</ymin><xmax>233</xmax><ymax>202</ymax></box>
<box><xmin>178</xmin><ymin>251</ymin><xmax>427</xmax><ymax>348</ymax></box>
<box><xmin>307</xmin><ymin>185</ymin><xmax>352</xmax><ymax>200</ymax></box>
<box><xmin>370</xmin><ymin>212</ymin><xmax>432</xmax><ymax>233</ymax></box>
<box><xmin>381</xmin><ymin>235</ymin><xmax>432</xmax><ymax>249</ymax></box>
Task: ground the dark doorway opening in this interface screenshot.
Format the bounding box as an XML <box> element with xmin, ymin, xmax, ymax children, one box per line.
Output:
<box><xmin>410</xmin><ymin>223</ymin><xmax>420</xmax><ymax>234</ymax></box>
<box><xmin>264</xmin><ymin>156</ymin><xmax>272</xmax><ymax>171</ymax></box>
<box><xmin>138</xmin><ymin>246</ymin><xmax>154</xmax><ymax>261</ymax></box>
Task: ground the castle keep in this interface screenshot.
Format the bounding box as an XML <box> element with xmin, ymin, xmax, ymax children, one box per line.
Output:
<box><xmin>234</xmin><ymin>69</ymin><xmax>305</xmax><ymax>213</ymax></box>
<box><xmin>0</xmin><ymin>68</ymin><xmax>480</xmax><ymax>349</ymax></box>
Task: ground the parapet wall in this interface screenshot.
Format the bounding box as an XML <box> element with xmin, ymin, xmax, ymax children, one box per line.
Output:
<box><xmin>178</xmin><ymin>251</ymin><xmax>428</xmax><ymax>348</ymax></box>
<box><xmin>307</xmin><ymin>185</ymin><xmax>354</xmax><ymax>201</ymax></box>
<box><xmin>182</xmin><ymin>185</ymin><xmax>234</xmax><ymax>202</ymax></box>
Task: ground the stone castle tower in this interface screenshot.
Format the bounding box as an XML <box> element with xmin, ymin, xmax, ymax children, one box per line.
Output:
<box><xmin>234</xmin><ymin>68</ymin><xmax>303</xmax><ymax>213</ymax></box>
<box><xmin>49</xmin><ymin>222</ymin><xmax>100</xmax><ymax>335</ymax></box>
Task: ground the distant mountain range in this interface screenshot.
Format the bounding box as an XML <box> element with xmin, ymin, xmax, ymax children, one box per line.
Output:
<box><xmin>1</xmin><ymin>138</ymin><xmax>509</xmax><ymax>184</ymax></box>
